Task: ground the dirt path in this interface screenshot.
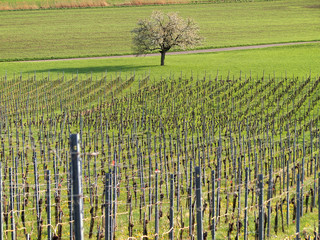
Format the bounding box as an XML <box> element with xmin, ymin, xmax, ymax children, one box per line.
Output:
<box><xmin>21</xmin><ymin>41</ymin><xmax>319</xmax><ymax>62</ymax></box>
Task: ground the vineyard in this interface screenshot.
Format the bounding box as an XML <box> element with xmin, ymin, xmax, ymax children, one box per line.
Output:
<box><xmin>0</xmin><ymin>71</ymin><xmax>320</xmax><ymax>239</ymax></box>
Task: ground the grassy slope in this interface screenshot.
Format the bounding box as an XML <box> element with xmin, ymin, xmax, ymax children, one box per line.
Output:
<box><xmin>1</xmin><ymin>0</ymin><xmax>319</xmax><ymax>61</ymax></box>
<box><xmin>1</xmin><ymin>43</ymin><xmax>319</xmax><ymax>81</ymax></box>
<box><xmin>0</xmin><ymin>0</ymin><xmax>191</xmax><ymax>7</ymax></box>
<box><xmin>0</xmin><ymin>0</ymin><xmax>276</xmax><ymax>9</ymax></box>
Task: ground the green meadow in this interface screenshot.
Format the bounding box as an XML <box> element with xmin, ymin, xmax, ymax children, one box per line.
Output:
<box><xmin>0</xmin><ymin>0</ymin><xmax>207</xmax><ymax>10</ymax></box>
<box><xmin>0</xmin><ymin>0</ymin><xmax>291</xmax><ymax>10</ymax></box>
<box><xmin>0</xmin><ymin>0</ymin><xmax>319</xmax><ymax>61</ymax></box>
<box><xmin>1</xmin><ymin>43</ymin><xmax>319</xmax><ymax>81</ymax></box>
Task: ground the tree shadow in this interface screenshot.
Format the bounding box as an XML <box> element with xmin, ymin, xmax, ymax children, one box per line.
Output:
<box><xmin>27</xmin><ymin>64</ymin><xmax>157</xmax><ymax>75</ymax></box>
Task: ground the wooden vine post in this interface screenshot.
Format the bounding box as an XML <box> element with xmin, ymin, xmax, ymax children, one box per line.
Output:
<box><xmin>70</xmin><ymin>134</ymin><xmax>84</xmax><ymax>240</ymax></box>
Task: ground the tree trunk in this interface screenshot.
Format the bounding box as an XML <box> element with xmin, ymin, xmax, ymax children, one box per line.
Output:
<box><xmin>160</xmin><ymin>51</ymin><xmax>166</xmax><ymax>66</ymax></box>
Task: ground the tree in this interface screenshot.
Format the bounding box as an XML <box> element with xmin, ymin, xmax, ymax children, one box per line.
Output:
<box><xmin>132</xmin><ymin>11</ymin><xmax>202</xmax><ymax>66</ymax></box>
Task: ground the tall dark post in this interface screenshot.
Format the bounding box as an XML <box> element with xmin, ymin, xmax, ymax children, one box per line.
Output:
<box><xmin>195</xmin><ymin>166</ymin><xmax>203</xmax><ymax>240</ymax></box>
<box><xmin>105</xmin><ymin>172</ymin><xmax>110</xmax><ymax>240</ymax></box>
<box><xmin>237</xmin><ymin>157</ymin><xmax>241</xmax><ymax>240</ymax></box>
<box><xmin>267</xmin><ymin>165</ymin><xmax>272</xmax><ymax>238</ymax></box>
<box><xmin>314</xmin><ymin>157</ymin><xmax>317</xmax><ymax>208</ymax></box>
<box><xmin>112</xmin><ymin>150</ymin><xmax>117</xmax><ymax>239</ymax></box>
<box><xmin>33</xmin><ymin>152</ymin><xmax>40</xmax><ymax>235</ymax></box>
<box><xmin>155</xmin><ymin>163</ymin><xmax>159</xmax><ymax>240</ymax></box>
<box><xmin>9</xmin><ymin>168</ymin><xmax>15</xmax><ymax>240</ymax></box>
<box><xmin>0</xmin><ymin>162</ymin><xmax>3</xmax><ymax>240</ymax></box>
<box><xmin>177</xmin><ymin>149</ymin><xmax>180</xmax><ymax>212</ymax></box>
<box><xmin>70</xmin><ymin>134</ymin><xmax>84</xmax><ymax>240</ymax></box>
<box><xmin>287</xmin><ymin>157</ymin><xmax>290</xmax><ymax>226</ymax></box>
<box><xmin>108</xmin><ymin>171</ymin><xmax>113</xmax><ymax>240</ymax></box>
<box><xmin>258</xmin><ymin>174</ymin><xmax>264</xmax><ymax>240</ymax></box>
<box><xmin>189</xmin><ymin>158</ymin><xmax>193</xmax><ymax>238</ymax></box>
<box><xmin>211</xmin><ymin>170</ymin><xmax>215</xmax><ymax>240</ymax></box>
<box><xmin>318</xmin><ymin>173</ymin><xmax>320</xmax><ymax>237</ymax></box>
<box><xmin>169</xmin><ymin>174</ymin><xmax>174</xmax><ymax>240</ymax></box>
<box><xmin>46</xmin><ymin>170</ymin><xmax>52</xmax><ymax>240</ymax></box>
<box><xmin>244</xmin><ymin>168</ymin><xmax>249</xmax><ymax>240</ymax></box>
<box><xmin>296</xmin><ymin>174</ymin><xmax>300</xmax><ymax>240</ymax></box>
<box><xmin>68</xmin><ymin>160</ymin><xmax>73</xmax><ymax>240</ymax></box>
<box><xmin>216</xmin><ymin>131</ymin><xmax>221</xmax><ymax>223</ymax></box>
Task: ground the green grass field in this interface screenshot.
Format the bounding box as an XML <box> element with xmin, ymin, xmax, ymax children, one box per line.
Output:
<box><xmin>1</xmin><ymin>43</ymin><xmax>319</xmax><ymax>81</ymax></box>
<box><xmin>0</xmin><ymin>0</ymin><xmax>197</xmax><ymax>10</ymax></box>
<box><xmin>1</xmin><ymin>0</ymin><xmax>319</xmax><ymax>61</ymax></box>
<box><xmin>0</xmin><ymin>0</ymin><xmax>270</xmax><ymax>10</ymax></box>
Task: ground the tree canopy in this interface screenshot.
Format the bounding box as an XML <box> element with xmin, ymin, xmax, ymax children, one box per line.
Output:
<box><xmin>132</xmin><ymin>11</ymin><xmax>202</xmax><ymax>65</ymax></box>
